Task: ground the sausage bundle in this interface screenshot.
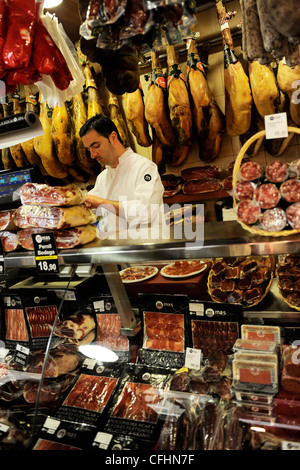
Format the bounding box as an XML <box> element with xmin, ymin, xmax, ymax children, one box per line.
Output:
<box><xmin>233</xmin><ymin>159</ymin><xmax>300</xmax><ymax>234</ymax></box>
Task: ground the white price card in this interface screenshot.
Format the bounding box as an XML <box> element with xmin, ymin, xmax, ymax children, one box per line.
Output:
<box><xmin>265</xmin><ymin>112</ymin><xmax>288</xmax><ymax>139</ymax></box>
<box><xmin>185</xmin><ymin>347</ymin><xmax>202</xmax><ymax>370</ymax></box>
<box><xmin>282</xmin><ymin>440</ymin><xmax>300</xmax><ymax>450</ymax></box>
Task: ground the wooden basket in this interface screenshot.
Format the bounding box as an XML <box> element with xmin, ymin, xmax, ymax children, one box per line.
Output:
<box><xmin>276</xmin><ymin>256</ymin><xmax>300</xmax><ymax>311</ymax></box>
<box><xmin>232</xmin><ymin>126</ymin><xmax>300</xmax><ymax>237</ymax></box>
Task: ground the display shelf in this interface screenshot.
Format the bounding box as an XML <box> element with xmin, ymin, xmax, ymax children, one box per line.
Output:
<box><xmin>3</xmin><ymin>221</ymin><xmax>300</xmax><ymax>269</ymax></box>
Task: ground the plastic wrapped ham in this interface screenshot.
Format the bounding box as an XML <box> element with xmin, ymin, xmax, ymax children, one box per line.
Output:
<box><xmin>0</xmin><ymin>231</ymin><xmax>19</xmax><ymax>252</ymax></box>
<box><xmin>14</xmin><ymin>205</ymin><xmax>97</xmax><ymax>230</ymax></box>
<box><xmin>0</xmin><ymin>210</ymin><xmax>17</xmax><ymax>231</ymax></box>
<box><xmin>20</xmin><ymin>183</ymin><xmax>87</xmax><ymax>206</ymax></box>
<box><xmin>18</xmin><ymin>225</ymin><xmax>97</xmax><ymax>250</ymax></box>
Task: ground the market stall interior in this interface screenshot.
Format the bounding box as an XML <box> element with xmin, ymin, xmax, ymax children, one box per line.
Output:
<box><xmin>1</xmin><ymin>0</ymin><xmax>300</xmax><ymax>451</ymax></box>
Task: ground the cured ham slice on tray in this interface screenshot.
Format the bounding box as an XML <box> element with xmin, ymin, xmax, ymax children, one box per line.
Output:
<box><xmin>5</xmin><ymin>308</ymin><xmax>29</xmax><ymax>342</ymax></box>
<box><xmin>96</xmin><ymin>313</ymin><xmax>129</xmax><ymax>351</ymax></box>
<box><xmin>111</xmin><ymin>382</ymin><xmax>163</xmax><ymax>423</ymax></box>
<box><xmin>63</xmin><ymin>373</ymin><xmax>118</xmax><ymax>412</ymax></box>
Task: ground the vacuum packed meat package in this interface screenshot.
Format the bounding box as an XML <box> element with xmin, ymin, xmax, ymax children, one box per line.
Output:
<box><xmin>53</xmin><ymin>363</ymin><xmax>124</xmax><ymax>428</ymax></box>
<box><xmin>20</xmin><ymin>183</ymin><xmax>87</xmax><ymax>206</ymax></box>
<box><xmin>14</xmin><ymin>204</ymin><xmax>96</xmax><ymax>229</ymax></box>
<box><xmin>0</xmin><ymin>231</ymin><xmax>19</xmax><ymax>252</ymax></box>
<box><xmin>18</xmin><ymin>225</ymin><xmax>97</xmax><ymax>250</ymax></box>
<box><xmin>0</xmin><ymin>210</ymin><xmax>17</xmax><ymax>231</ymax></box>
<box><xmin>99</xmin><ymin>363</ymin><xmax>172</xmax><ymax>451</ymax></box>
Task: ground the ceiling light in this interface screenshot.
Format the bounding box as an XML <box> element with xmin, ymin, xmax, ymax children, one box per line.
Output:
<box><xmin>43</xmin><ymin>0</ymin><xmax>63</xmax><ymax>8</ymax></box>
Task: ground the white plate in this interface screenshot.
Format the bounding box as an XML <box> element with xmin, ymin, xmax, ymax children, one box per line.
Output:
<box><xmin>160</xmin><ymin>261</ymin><xmax>208</xmax><ymax>279</ymax></box>
<box><xmin>119</xmin><ymin>266</ymin><xmax>158</xmax><ymax>283</ymax></box>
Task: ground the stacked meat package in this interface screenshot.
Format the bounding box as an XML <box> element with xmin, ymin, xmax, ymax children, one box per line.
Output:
<box><xmin>231</xmin><ymin>325</ymin><xmax>281</xmax><ymax>420</ymax></box>
<box><xmin>14</xmin><ymin>183</ymin><xmax>97</xmax><ymax>250</ymax></box>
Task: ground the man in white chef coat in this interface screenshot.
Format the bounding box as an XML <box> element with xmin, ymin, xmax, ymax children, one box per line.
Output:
<box><xmin>80</xmin><ymin>114</ymin><xmax>167</xmax><ymax>239</ymax></box>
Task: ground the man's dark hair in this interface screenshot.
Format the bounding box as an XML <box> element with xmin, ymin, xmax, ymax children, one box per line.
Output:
<box><xmin>79</xmin><ymin>113</ymin><xmax>123</xmax><ymax>143</ymax></box>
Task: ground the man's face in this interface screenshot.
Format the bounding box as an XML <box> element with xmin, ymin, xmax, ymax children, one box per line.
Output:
<box><xmin>82</xmin><ymin>130</ymin><xmax>118</xmax><ymax>167</ymax></box>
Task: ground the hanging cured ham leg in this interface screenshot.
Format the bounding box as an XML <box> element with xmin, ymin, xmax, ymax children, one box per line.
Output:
<box><xmin>125</xmin><ymin>84</ymin><xmax>152</xmax><ymax>147</ymax></box>
<box><xmin>21</xmin><ymin>86</ymin><xmax>46</xmax><ymax>174</ymax></box>
<box><xmin>145</xmin><ymin>49</ymin><xmax>176</xmax><ymax>147</ymax></box>
<box><xmin>166</xmin><ymin>43</ymin><xmax>193</xmax><ymax>145</ymax></box>
<box><xmin>277</xmin><ymin>60</ymin><xmax>300</xmax><ymax>126</ymax></box>
<box><xmin>186</xmin><ymin>38</ymin><xmax>211</xmax><ymax>137</ymax></box>
<box><xmin>216</xmin><ymin>0</ymin><xmax>252</xmax><ymax>136</ymax></box>
<box><xmin>108</xmin><ymin>92</ymin><xmax>130</xmax><ymax>147</ymax></box>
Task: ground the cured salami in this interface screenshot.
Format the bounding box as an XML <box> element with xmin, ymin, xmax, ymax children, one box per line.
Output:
<box><xmin>182</xmin><ymin>178</ymin><xmax>222</xmax><ymax>195</ymax></box>
<box><xmin>286</xmin><ymin>202</ymin><xmax>300</xmax><ymax>229</ymax></box>
<box><xmin>280</xmin><ymin>179</ymin><xmax>300</xmax><ymax>203</ymax></box>
<box><xmin>14</xmin><ymin>205</ymin><xmax>96</xmax><ymax>230</ymax></box>
<box><xmin>18</xmin><ymin>225</ymin><xmax>97</xmax><ymax>250</ymax></box>
<box><xmin>260</xmin><ymin>207</ymin><xmax>287</xmax><ymax>232</ymax></box>
<box><xmin>236</xmin><ymin>200</ymin><xmax>261</xmax><ymax>225</ymax></box>
<box><xmin>235</xmin><ymin>181</ymin><xmax>255</xmax><ymax>200</ymax></box>
<box><xmin>20</xmin><ymin>183</ymin><xmax>86</xmax><ymax>206</ymax></box>
<box><xmin>240</xmin><ymin>161</ymin><xmax>262</xmax><ymax>181</ymax></box>
<box><xmin>265</xmin><ymin>160</ymin><xmax>288</xmax><ymax>183</ymax></box>
<box><xmin>254</xmin><ymin>183</ymin><xmax>280</xmax><ymax>209</ymax></box>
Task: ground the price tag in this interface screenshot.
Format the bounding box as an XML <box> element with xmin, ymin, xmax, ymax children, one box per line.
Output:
<box><xmin>265</xmin><ymin>112</ymin><xmax>288</xmax><ymax>139</ymax></box>
<box><xmin>185</xmin><ymin>347</ymin><xmax>202</xmax><ymax>370</ymax></box>
<box><xmin>14</xmin><ymin>343</ymin><xmax>30</xmax><ymax>367</ymax></box>
<box><xmin>32</xmin><ymin>231</ymin><xmax>59</xmax><ymax>275</ymax></box>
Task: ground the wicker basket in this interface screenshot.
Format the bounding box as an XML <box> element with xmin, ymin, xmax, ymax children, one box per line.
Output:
<box><xmin>276</xmin><ymin>256</ymin><xmax>300</xmax><ymax>311</ymax></box>
<box><xmin>207</xmin><ymin>256</ymin><xmax>275</xmax><ymax>308</ymax></box>
<box><xmin>232</xmin><ymin>126</ymin><xmax>300</xmax><ymax>237</ymax></box>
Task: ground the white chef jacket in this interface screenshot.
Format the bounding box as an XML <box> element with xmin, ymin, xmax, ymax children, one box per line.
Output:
<box><xmin>89</xmin><ymin>148</ymin><xmax>167</xmax><ymax>238</ymax></box>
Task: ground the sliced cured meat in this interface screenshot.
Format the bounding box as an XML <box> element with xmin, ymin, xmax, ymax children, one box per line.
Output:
<box><xmin>260</xmin><ymin>207</ymin><xmax>287</xmax><ymax>232</ymax></box>
<box><xmin>111</xmin><ymin>382</ymin><xmax>162</xmax><ymax>422</ymax></box>
<box><xmin>254</xmin><ymin>183</ymin><xmax>280</xmax><ymax>209</ymax></box>
<box><xmin>280</xmin><ymin>179</ymin><xmax>300</xmax><ymax>203</ymax></box>
<box><xmin>182</xmin><ymin>178</ymin><xmax>222</xmax><ymax>195</ymax></box>
<box><xmin>210</xmin><ymin>288</ymin><xmax>228</xmax><ymax>303</ymax></box>
<box><xmin>286</xmin><ymin>202</ymin><xmax>300</xmax><ymax>229</ymax></box>
<box><xmin>20</xmin><ymin>183</ymin><xmax>86</xmax><ymax>206</ymax></box>
<box><xmin>265</xmin><ymin>161</ymin><xmax>288</xmax><ymax>183</ymax></box>
<box><xmin>240</xmin><ymin>161</ymin><xmax>262</xmax><ymax>181</ymax></box>
<box><xmin>236</xmin><ymin>200</ymin><xmax>261</xmax><ymax>225</ymax></box>
<box><xmin>28</xmin><ymin>350</ymin><xmax>81</xmax><ymax>378</ymax></box>
<box><xmin>63</xmin><ymin>374</ymin><xmax>118</xmax><ymax>412</ymax></box>
<box><xmin>225</xmin><ymin>266</ymin><xmax>240</xmax><ymax>279</ymax></box>
<box><xmin>235</xmin><ymin>181</ymin><xmax>255</xmax><ymax>201</ymax></box>
<box><xmin>181</xmin><ymin>165</ymin><xmax>221</xmax><ymax>181</ymax></box>
<box><xmin>14</xmin><ymin>205</ymin><xmax>96</xmax><ymax>230</ymax></box>
<box><xmin>5</xmin><ymin>308</ymin><xmax>28</xmax><ymax>341</ymax></box>
<box><xmin>25</xmin><ymin>305</ymin><xmax>57</xmax><ymax>338</ymax></box>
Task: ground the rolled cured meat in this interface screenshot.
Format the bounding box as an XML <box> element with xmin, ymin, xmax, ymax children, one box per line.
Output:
<box><xmin>235</xmin><ymin>181</ymin><xmax>255</xmax><ymax>201</ymax></box>
<box><xmin>239</xmin><ymin>161</ymin><xmax>262</xmax><ymax>181</ymax></box>
<box><xmin>254</xmin><ymin>183</ymin><xmax>280</xmax><ymax>209</ymax></box>
<box><xmin>236</xmin><ymin>200</ymin><xmax>261</xmax><ymax>225</ymax></box>
<box><xmin>265</xmin><ymin>161</ymin><xmax>289</xmax><ymax>183</ymax></box>
<box><xmin>280</xmin><ymin>179</ymin><xmax>300</xmax><ymax>203</ymax></box>
<box><xmin>14</xmin><ymin>205</ymin><xmax>96</xmax><ymax>230</ymax></box>
<box><xmin>286</xmin><ymin>202</ymin><xmax>300</xmax><ymax>230</ymax></box>
<box><xmin>18</xmin><ymin>224</ymin><xmax>97</xmax><ymax>250</ymax></box>
<box><xmin>260</xmin><ymin>208</ymin><xmax>287</xmax><ymax>232</ymax></box>
<box><xmin>20</xmin><ymin>183</ymin><xmax>86</xmax><ymax>206</ymax></box>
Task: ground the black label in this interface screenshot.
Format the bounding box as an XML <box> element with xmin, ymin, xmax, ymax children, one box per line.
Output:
<box><xmin>32</xmin><ymin>231</ymin><xmax>59</xmax><ymax>275</ymax></box>
<box><xmin>144</xmin><ymin>174</ymin><xmax>152</xmax><ymax>182</ymax></box>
